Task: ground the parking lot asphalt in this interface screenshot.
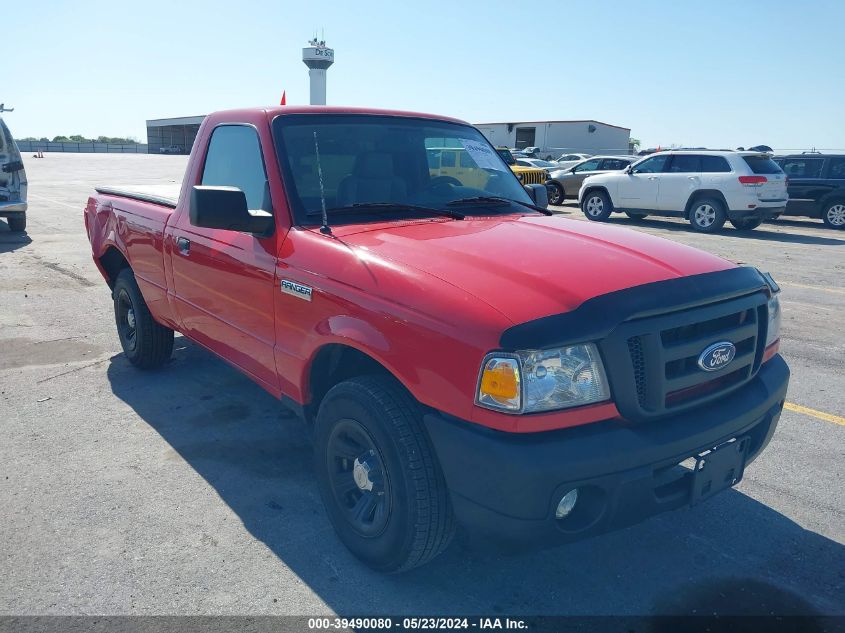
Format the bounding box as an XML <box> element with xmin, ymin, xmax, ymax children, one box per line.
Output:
<box><xmin>1</xmin><ymin>154</ymin><xmax>843</xmax><ymax>616</ymax></box>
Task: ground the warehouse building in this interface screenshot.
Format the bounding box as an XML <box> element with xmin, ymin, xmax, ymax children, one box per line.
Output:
<box><xmin>146</xmin><ymin>115</ymin><xmax>205</xmax><ymax>154</ymax></box>
<box><xmin>475</xmin><ymin>120</ymin><xmax>631</xmax><ymax>159</ymax></box>
<box><xmin>144</xmin><ymin>115</ymin><xmax>631</xmax><ymax>159</ymax></box>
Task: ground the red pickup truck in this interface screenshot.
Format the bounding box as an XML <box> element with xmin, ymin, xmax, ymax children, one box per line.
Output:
<box><xmin>85</xmin><ymin>106</ymin><xmax>789</xmax><ymax>572</ymax></box>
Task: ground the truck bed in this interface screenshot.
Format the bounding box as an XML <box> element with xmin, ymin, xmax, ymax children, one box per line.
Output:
<box><xmin>94</xmin><ymin>184</ymin><xmax>179</xmax><ymax>209</ymax></box>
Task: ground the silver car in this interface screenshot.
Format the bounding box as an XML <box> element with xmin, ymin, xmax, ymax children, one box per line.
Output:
<box><xmin>546</xmin><ymin>155</ymin><xmax>635</xmax><ymax>205</ymax></box>
<box><xmin>555</xmin><ymin>153</ymin><xmax>593</xmax><ymax>170</ymax></box>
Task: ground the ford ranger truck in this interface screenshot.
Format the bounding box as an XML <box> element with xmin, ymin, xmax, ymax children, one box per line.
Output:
<box><xmin>84</xmin><ymin>106</ymin><xmax>789</xmax><ymax>572</ymax></box>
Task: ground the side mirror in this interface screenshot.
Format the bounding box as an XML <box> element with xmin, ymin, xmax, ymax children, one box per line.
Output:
<box><xmin>524</xmin><ymin>184</ymin><xmax>549</xmax><ymax>209</ymax></box>
<box><xmin>625</xmin><ymin>165</ymin><xmax>634</xmax><ymax>174</ymax></box>
<box><xmin>190</xmin><ymin>186</ymin><xmax>274</xmax><ymax>235</ymax></box>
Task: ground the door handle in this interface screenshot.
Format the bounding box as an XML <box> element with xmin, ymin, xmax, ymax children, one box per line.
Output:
<box><xmin>648</xmin><ymin>176</ymin><xmax>657</xmax><ymax>180</ymax></box>
<box><xmin>688</xmin><ymin>176</ymin><xmax>699</xmax><ymax>180</ymax></box>
<box><xmin>176</xmin><ymin>237</ymin><xmax>190</xmax><ymax>255</ymax></box>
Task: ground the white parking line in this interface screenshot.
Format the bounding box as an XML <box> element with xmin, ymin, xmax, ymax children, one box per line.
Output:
<box><xmin>781</xmin><ymin>282</ymin><xmax>845</xmax><ymax>295</ymax></box>
<box><xmin>28</xmin><ymin>193</ymin><xmax>81</xmax><ymax>210</ymax></box>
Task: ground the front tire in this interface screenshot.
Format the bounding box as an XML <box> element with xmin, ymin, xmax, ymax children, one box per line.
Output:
<box><xmin>581</xmin><ymin>190</ymin><xmax>612</xmax><ymax>221</ymax></box>
<box><xmin>729</xmin><ymin>217</ymin><xmax>762</xmax><ymax>231</ymax></box>
<box><xmin>822</xmin><ymin>200</ymin><xmax>845</xmax><ymax>229</ymax></box>
<box><xmin>314</xmin><ymin>376</ymin><xmax>454</xmax><ymax>572</ymax></box>
<box><xmin>689</xmin><ymin>197</ymin><xmax>726</xmax><ymax>233</ymax></box>
<box><xmin>7</xmin><ymin>214</ymin><xmax>26</xmax><ymax>232</ymax></box>
<box><xmin>113</xmin><ymin>268</ymin><xmax>174</xmax><ymax>369</ymax></box>
<box><xmin>547</xmin><ymin>182</ymin><xmax>565</xmax><ymax>205</ymax></box>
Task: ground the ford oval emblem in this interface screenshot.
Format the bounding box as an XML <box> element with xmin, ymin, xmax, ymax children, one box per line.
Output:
<box><xmin>697</xmin><ymin>341</ymin><xmax>736</xmax><ymax>372</ymax></box>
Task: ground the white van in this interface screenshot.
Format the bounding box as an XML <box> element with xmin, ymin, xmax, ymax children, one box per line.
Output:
<box><xmin>0</xmin><ymin>117</ymin><xmax>28</xmax><ymax>232</ymax></box>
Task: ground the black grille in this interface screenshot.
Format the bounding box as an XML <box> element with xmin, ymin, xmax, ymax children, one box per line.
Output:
<box><xmin>604</xmin><ymin>291</ymin><xmax>768</xmax><ymax>421</ymax></box>
<box><xmin>627</xmin><ymin>336</ymin><xmax>647</xmax><ymax>407</ymax></box>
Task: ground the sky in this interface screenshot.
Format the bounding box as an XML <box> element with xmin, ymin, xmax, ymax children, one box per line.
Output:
<box><xmin>6</xmin><ymin>0</ymin><xmax>845</xmax><ymax>151</ymax></box>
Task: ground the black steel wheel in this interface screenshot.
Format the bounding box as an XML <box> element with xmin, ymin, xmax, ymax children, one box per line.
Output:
<box><xmin>326</xmin><ymin>418</ymin><xmax>392</xmax><ymax>538</ymax></box>
<box><xmin>314</xmin><ymin>375</ymin><xmax>454</xmax><ymax>572</ymax></box>
<box><xmin>112</xmin><ymin>268</ymin><xmax>174</xmax><ymax>369</ymax></box>
<box><xmin>115</xmin><ymin>287</ymin><xmax>138</xmax><ymax>354</ymax></box>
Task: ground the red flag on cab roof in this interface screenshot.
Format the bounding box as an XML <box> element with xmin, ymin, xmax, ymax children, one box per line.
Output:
<box><xmin>280</xmin><ymin>91</ymin><xmax>287</xmax><ymax>106</ymax></box>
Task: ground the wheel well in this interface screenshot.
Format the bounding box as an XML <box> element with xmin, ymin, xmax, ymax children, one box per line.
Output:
<box><xmin>818</xmin><ymin>194</ymin><xmax>845</xmax><ymax>213</ymax></box>
<box><xmin>684</xmin><ymin>190</ymin><xmax>728</xmax><ymax>219</ymax></box>
<box><xmin>98</xmin><ymin>247</ymin><xmax>130</xmax><ymax>289</ymax></box>
<box><xmin>306</xmin><ymin>344</ymin><xmax>392</xmax><ymax>421</ymax></box>
<box><xmin>581</xmin><ymin>186</ymin><xmax>610</xmax><ymax>204</ymax></box>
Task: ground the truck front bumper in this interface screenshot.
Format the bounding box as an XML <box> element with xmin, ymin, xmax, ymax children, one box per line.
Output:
<box><xmin>423</xmin><ymin>354</ymin><xmax>789</xmax><ymax>545</ymax></box>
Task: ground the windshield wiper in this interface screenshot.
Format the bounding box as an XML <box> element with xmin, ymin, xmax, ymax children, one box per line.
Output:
<box><xmin>308</xmin><ymin>202</ymin><xmax>465</xmax><ymax>221</ymax></box>
<box><xmin>446</xmin><ymin>196</ymin><xmax>553</xmax><ymax>216</ymax></box>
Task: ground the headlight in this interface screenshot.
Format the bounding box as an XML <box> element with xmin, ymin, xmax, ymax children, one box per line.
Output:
<box><xmin>761</xmin><ymin>271</ymin><xmax>781</xmax><ymax>348</ymax></box>
<box><xmin>476</xmin><ymin>344</ymin><xmax>610</xmax><ymax>414</ymax></box>
<box><xmin>765</xmin><ymin>293</ymin><xmax>781</xmax><ymax>347</ymax></box>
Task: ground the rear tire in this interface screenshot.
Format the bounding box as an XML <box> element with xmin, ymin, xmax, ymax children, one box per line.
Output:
<box><xmin>314</xmin><ymin>375</ymin><xmax>454</xmax><ymax>572</ymax></box>
<box><xmin>689</xmin><ymin>197</ymin><xmax>726</xmax><ymax>233</ymax></box>
<box><xmin>822</xmin><ymin>200</ymin><xmax>845</xmax><ymax>229</ymax></box>
<box><xmin>113</xmin><ymin>268</ymin><xmax>174</xmax><ymax>369</ymax></box>
<box><xmin>625</xmin><ymin>211</ymin><xmax>649</xmax><ymax>220</ymax></box>
<box><xmin>581</xmin><ymin>190</ymin><xmax>612</xmax><ymax>221</ymax></box>
<box><xmin>729</xmin><ymin>217</ymin><xmax>762</xmax><ymax>231</ymax></box>
<box><xmin>547</xmin><ymin>182</ymin><xmax>565</xmax><ymax>205</ymax></box>
<box><xmin>7</xmin><ymin>214</ymin><xmax>26</xmax><ymax>232</ymax></box>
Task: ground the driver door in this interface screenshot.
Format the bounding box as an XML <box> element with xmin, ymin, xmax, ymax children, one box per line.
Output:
<box><xmin>169</xmin><ymin>124</ymin><xmax>280</xmax><ymax>391</ymax></box>
<box><xmin>619</xmin><ymin>154</ymin><xmax>669</xmax><ymax>209</ymax></box>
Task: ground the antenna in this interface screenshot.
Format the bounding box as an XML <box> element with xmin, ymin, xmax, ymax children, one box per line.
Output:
<box><xmin>0</xmin><ymin>103</ymin><xmax>14</xmax><ymax>113</ymax></box>
<box><xmin>313</xmin><ymin>131</ymin><xmax>331</xmax><ymax>235</ymax></box>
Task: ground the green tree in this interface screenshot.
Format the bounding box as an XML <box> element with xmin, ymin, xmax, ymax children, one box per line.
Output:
<box><xmin>52</xmin><ymin>135</ymin><xmax>71</xmax><ymax>142</ymax></box>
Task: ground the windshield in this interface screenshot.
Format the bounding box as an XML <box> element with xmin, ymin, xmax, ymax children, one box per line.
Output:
<box><xmin>273</xmin><ymin>115</ymin><xmax>532</xmax><ymax>225</ymax></box>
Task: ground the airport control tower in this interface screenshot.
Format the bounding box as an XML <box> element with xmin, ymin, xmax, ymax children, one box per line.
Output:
<box><xmin>302</xmin><ymin>38</ymin><xmax>334</xmax><ymax>105</ymax></box>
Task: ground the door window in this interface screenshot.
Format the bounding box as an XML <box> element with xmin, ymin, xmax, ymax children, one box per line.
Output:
<box><xmin>700</xmin><ymin>155</ymin><xmax>731</xmax><ymax>172</ymax></box>
<box><xmin>201</xmin><ymin>125</ymin><xmax>270</xmax><ymax>211</ymax></box>
<box><xmin>826</xmin><ymin>158</ymin><xmax>845</xmax><ymax>179</ymax></box>
<box><xmin>668</xmin><ymin>155</ymin><xmax>702</xmax><ymax>173</ymax></box>
<box><xmin>776</xmin><ymin>158</ymin><xmax>823</xmax><ymax>178</ymax></box>
<box><xmin>632</xmin><ymin>155</ymin><xmax>670</xmax><ymax>174</ymax></box>
<box><xmin>598</xmin><ymin>158</ymin><xmax>630</xmax><ymax>171</ymax></box>
<box><xmin>573</xmin><ymin>159</ymin><xmax>602</xmax><ymax>172</ymax></box>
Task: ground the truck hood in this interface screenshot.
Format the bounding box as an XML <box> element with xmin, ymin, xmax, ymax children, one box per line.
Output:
<box><xmin>332</xmin><ymin>215</ymin><xmax>734</xmax><ymax>325</ymax></box>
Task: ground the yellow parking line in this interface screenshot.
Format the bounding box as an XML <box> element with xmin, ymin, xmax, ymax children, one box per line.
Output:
<box><xmin>784</xmin><ymin>402</ymin><xmax>845</xmax><ymax>426</ymax></box>
<box><xmin>780</xmin><ymin>282</ymin><xmax>845</xmax><ymax>295</ymax></box>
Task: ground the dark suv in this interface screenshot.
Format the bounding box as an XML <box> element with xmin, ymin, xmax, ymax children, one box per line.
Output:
<box><xmin>773</xmin><ymin>154</ymin><xmax>845</xmax><ymax>229</ymax></box>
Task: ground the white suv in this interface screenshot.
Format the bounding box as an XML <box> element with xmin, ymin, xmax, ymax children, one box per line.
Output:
<box><xmin>577</xmin><ymin>151</ymin><xmax>788</xmax><ymax>232</ymax></box>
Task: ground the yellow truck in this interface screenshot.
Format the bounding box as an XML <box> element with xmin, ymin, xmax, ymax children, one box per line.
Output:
<box><xmin>495</xmin><ymin>147</ymin><xmax>549</xmax><ymax>185</ymax></box>
<box><xmin>427</xmin><ymin>147</ymin><xmax>549</xmax><ymax>189</ymax></box>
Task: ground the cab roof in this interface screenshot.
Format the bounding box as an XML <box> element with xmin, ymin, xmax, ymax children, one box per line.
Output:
<box><xmin>208</xmin><ymin>106</ymin><xmax>470</xmax><ymax>126</ymax></box>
